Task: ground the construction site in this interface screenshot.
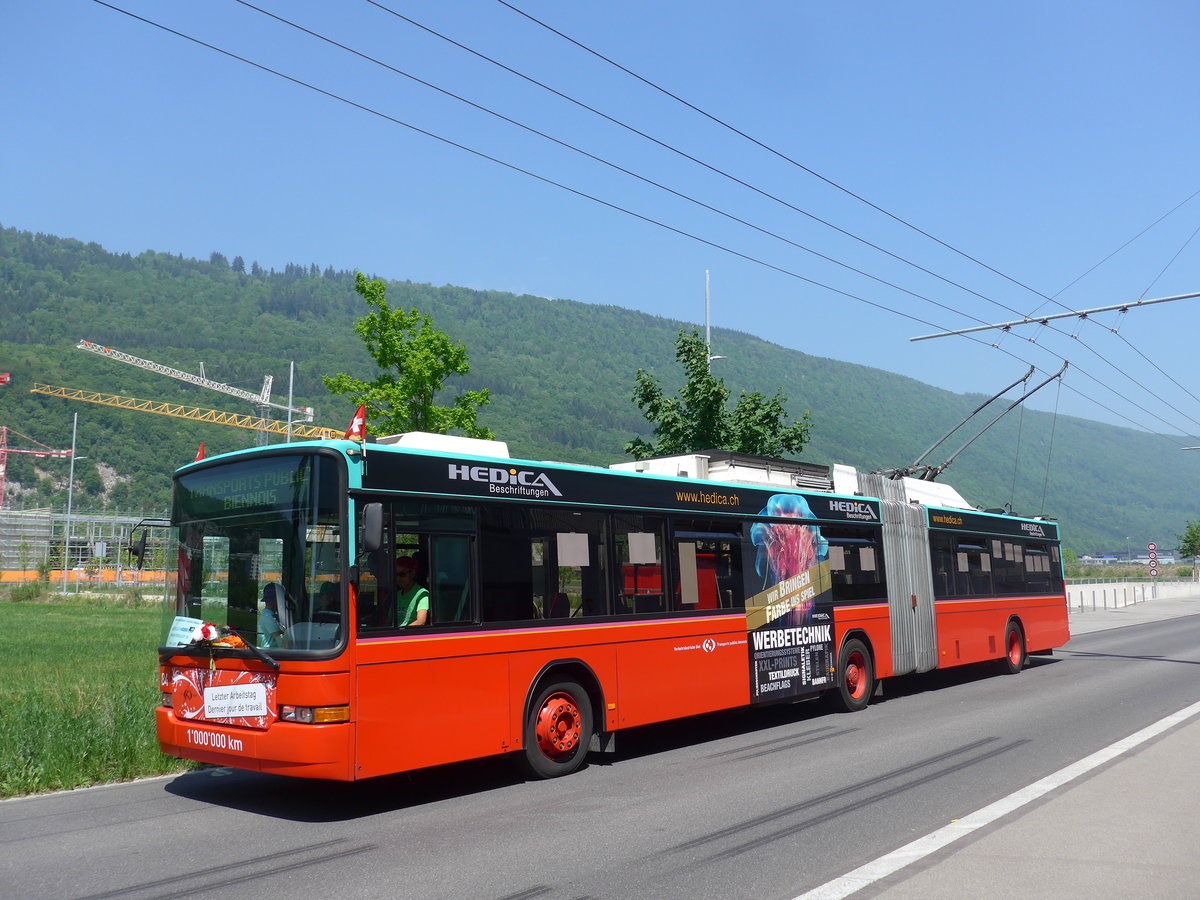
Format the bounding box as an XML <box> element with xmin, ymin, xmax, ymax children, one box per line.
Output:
<box><xmin>1</xmin><ymin>340</ymin><xmax>339</xmax><ymax>586</ymax></box>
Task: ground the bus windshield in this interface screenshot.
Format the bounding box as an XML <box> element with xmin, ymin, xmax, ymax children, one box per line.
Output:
<box><xmin>161</xmin><ymin>452</ymin><xmax>345</xmax><ymax>655</ymax></box>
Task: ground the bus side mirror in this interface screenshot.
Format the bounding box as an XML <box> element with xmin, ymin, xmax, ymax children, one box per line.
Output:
<box><xmin>362</xmin><ymin>503</ymin><xmax>383</xmax><ymax>553</ymax></box>
<box><xmin>130</xmin><ymin>531</ymin><xmax>148</xmax><ymax>570</ymax></box>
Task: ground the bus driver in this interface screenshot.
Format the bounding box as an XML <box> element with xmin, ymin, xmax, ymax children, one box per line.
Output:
<box><xmin>395</xmin><ymin>555</ymin><xmax>429</xmax><ymax>627</ymax></box>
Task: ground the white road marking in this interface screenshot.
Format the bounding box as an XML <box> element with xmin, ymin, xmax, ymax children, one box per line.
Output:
<box><xmin>796</xmin><ymin>699</ymin><xmax>1200</xmax><ymax>899</ymax></box>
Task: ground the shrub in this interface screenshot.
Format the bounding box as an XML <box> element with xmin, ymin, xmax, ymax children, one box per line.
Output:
<box><xmin>8</xmin><ymin>582</ymin><xmax>45</xmax><ymax>603</ymax></box>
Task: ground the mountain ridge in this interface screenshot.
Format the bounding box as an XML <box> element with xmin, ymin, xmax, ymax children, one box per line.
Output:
<box><xmin>2</xmin><ymin>222</ymin><xmax>1195</xmax><ymax>555</ymax></box>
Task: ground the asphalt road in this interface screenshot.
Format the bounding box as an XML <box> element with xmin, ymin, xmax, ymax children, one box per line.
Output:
<box><xmin>3</xmin><ymin>613</ymin><xmax>1198</xmax><ymax>900</ymax></box>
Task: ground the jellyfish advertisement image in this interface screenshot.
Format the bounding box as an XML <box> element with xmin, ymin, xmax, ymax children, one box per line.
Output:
<box><xmin>746</xmin><ymin>494</ymin><xmax>835</xmax><ymax>703</ymax></box>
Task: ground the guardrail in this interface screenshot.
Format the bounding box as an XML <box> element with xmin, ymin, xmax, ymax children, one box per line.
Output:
<box><xmin>1065</xmin><ymin>579</ymin><xmax>1200</xmax><ymax>611</ymax></box>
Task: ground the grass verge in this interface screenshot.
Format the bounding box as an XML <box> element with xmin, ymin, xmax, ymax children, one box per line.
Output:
<box><xmin>0</xmin><ymin>585</ymin><xmax>193</xmax><ymax>798</ymax></box>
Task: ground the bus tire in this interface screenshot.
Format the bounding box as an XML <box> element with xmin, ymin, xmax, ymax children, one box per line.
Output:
<box><xmin>830</xmin><ymin>638</ymin><xmax>874</xmax><ymax>713</ymax></box>
<box><xmin>1000</xmin><ymin>621</ymin><xmax>1026</xmax><ymax>674</ymax></box>
<box><xmin>520</xmin><ymin>680</ymin><xmax>593</xmax><ymax>779</ymax></box>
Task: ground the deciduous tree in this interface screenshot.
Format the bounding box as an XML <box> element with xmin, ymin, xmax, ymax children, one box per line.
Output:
<box><xmin>323</xmin><ymin>273</ymin><xmax>494</xmax><ymax>438</ymax></box>
<box><xmin>1178</xmin><ymin>520</ymin><xmax>1200</xmax><ymax>577</ymax></box>
<box><xmin>626</xmin><ymin>328</ymin><xmax>811</xmax><ymax>459</ymax></box>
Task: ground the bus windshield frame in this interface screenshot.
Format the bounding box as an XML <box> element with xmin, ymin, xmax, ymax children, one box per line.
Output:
<box><xmin>161</xmin><ymin>448</ymin><xmax>347</xmax><ymax>658</ymax></box>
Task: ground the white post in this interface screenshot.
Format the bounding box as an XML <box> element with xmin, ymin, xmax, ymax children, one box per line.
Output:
<box><xmin>62</xmin><ymin>413</ymin><xmax>77</xmax><ymax>596</ymax></box>
<box><xmin>705</xmin><ymin>270</ymin><xmax>712</xmax><ymax>371</ymax></box>
<box><xmin>286</xmin><ymin>361</ymin><xmax>295</xmax><ymax>442</ymax></box>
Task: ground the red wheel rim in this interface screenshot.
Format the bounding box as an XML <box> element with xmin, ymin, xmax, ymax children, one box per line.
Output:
<box><xmin>845</xmin><ymin>651</ymin><xmax>867</xmax><ymax>700</ymax></box>
<box><xmin>535</xmin><ymin>692</ymin><xmax>581</xmax><ymax>759</ymax></box>
<box><xmin>1007</xmin><ymin>630</ymin><xmax>1022</xmax><ymax>666</ymax></box>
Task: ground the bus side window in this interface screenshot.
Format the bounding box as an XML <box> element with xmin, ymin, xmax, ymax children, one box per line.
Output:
<box><xmin>479</xmin><ymin>505</ymin><xmax>609</xmax><ymax>622</ymax></box>
<box><xmin>931</xmin><ymin>534</ymin><xmax>954</xmax><ymax>598</ymax></box>
<box><xmin>669</xmin><ymin>520</ymin><xmax>746</xmax><ymax>613</ymax></box>
<box><xmin>480</xmin><ymin>531</ymin><xmax>536</xmax><ymax>622</ymax></box>
<box><xmin>615</xmin><ymin>515</ymin><xmax>665</xmax><ymax>615</ymax></box>
<box><xmin>429</xmin><ymin>534</ymin><xmax>473</xmax><ymax>624</ymax></box>
<box><xmin>356</xmin><ymin>500</ymin><xmax>475</xmax><ymax>630</ymax></box>
<box><xmin>826</xmin><ymin>527</ymin><xmax>886</xmax><ymax>603</ymax></box>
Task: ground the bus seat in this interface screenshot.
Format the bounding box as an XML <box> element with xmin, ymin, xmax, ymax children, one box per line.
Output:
<box><xmin>548</xmin><ymin>592</ymin><xmax>569</xmax><ymax>618</ymax></box>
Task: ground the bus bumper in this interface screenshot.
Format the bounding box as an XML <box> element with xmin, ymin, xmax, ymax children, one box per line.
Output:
<box><xmin>156</xmin><ymin>707</ymin><xmax>355</xmax><ymax>781</ymax></box>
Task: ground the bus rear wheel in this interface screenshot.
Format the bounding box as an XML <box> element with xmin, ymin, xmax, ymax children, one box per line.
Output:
<box><xmin>830</xmin><ymin>638</ymin><xmax>874</xmax><ymax>713</ymax></box>
<box><xmin>1000</xmin><ymin>621</ymin><xmax>1026</xmax><ymax>674</ymax></box>
<box><xmin>521</xmin><ymin>680</ymin><xmax>593</xmax><ymax>779</ymax></box>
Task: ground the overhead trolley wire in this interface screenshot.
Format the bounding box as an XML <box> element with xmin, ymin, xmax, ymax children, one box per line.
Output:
<box><xmin>499</xmin><ymin>0</ymin><xmax>1200</xmax><ymax>423</ymax></box>
<box><xmin>404</xmin><ymin>0</ymin><xmax>1200</xmax><ymax>430</ymax></box>
<box><xmin>1111</xmin><ymin>329</ymin><xmax>1200</xmax><ymax>411</ymax></box>
<box><xmin>497</xmin><ymin>0</ymin><xmax>1062</xmax><ymax>309</ymax></box>
<box><xmin>89</xmin><ymin>0</ymin><xmax>951</xmax><ymax>334</ymax></box>
<box><xmin>1046</xmin><ymin>201</ymin><xmax>1200</xmax><ymax>420</ymax></box>
<box><xmin>231</xmin><ymin>0</ymin><xmax>995</xmax><ymax>331</ymax></box>
<box><xmin>1137</xmin><ymin>218</ymin><xmax>1200</xmax><ymax>302</ymax></box>
<box><xmin>240</xmin><ymin>0</ymin><xmax>1199</xmax><ymax>438</ymax></box>
<box><xmin>92</xmin><ymin>1</ymin><xmax>1196</xmax><ymax>445</ymax></box>
<box><xmin>1046</xmin><ymin>188</ymin><xmax>1200</xmax><ymax>304</ymax></box>
<box><xmin>1066</xmin><ymin>329</ymin><xmax>1200</xmax><ymax>433</ymax></box>
<box><xmin>365</xmin><ymin>0</ymin><xmax>1038</xmax><ymax>323</ymax></box>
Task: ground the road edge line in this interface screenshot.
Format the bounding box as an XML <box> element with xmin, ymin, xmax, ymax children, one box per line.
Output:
<box><xmin>795</xmin><ymin>699</ymin><xmax>1200</xmax><ymax>900</ymax></box>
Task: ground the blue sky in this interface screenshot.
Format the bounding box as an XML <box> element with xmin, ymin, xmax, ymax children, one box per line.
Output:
<box><xmin>4</xmin><ymin>0</ymin><xmax>1199</xmax><ymax>439</ymax></box>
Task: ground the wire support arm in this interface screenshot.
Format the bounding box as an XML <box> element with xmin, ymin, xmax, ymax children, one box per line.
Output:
<box><xmin>909</xmin><ymin>291</ymin><xmax>1200</xmax><ymax>342</ymax></box>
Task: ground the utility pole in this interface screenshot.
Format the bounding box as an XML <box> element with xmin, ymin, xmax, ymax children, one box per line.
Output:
<box><xmin>705</xmin><ymin>270</ymin><xmax>726</xmax><ymax>371</ymax></box>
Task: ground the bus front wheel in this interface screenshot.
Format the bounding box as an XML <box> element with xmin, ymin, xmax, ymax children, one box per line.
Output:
<box><xmin>521</xmin><ymin>680</ymin><xmax>593</xmax><ymax>779</ymax></box>
<box><xmin>1000</xmin><ymin>621</ymin><xmax>1026</xmax><ymax>674</ymax></box>
<box><xmin>830</xmin><ymin>638</ymin><xmax>874</xmax><ymax>713</ymax></box>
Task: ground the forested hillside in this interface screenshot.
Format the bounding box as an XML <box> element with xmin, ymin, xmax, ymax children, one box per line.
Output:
<box><xmin>2</xmin><ymin>224</ymin><xmax>1196</xmax><ymax>554</ymax></box>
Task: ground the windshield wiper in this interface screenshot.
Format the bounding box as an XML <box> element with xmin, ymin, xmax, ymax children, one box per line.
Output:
<box><xmin>239</xmin><ymin>639</ymin><xmax>280</xmax><ymax>670</ymax></box>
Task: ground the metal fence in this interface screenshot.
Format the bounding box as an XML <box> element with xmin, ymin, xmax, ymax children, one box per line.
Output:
<box><xmin>0</xmin><ymin>508</ymin><xmax>170</xmax><ymax>593</ymax></box>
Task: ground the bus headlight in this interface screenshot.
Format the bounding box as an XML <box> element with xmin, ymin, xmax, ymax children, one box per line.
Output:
<box><xmin>280</xmin><ymin>705</ymin><xmax>349</xmax><ymax>724</ymax></box>
<box><xmin>161</xmin><ymin>692</ymin><xmax>173</xmax><ymax>708</ymax></box>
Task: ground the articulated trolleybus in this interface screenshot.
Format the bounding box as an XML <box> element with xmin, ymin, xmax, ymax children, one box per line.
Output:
<box><xmin>157</xmin><ymin>432</ymin><xmax>1069</xmax><ymax>780</ymax></box>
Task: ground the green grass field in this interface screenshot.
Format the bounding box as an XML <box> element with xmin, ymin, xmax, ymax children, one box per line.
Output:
<box><xmin>0</xmin><ymin>587</ymin><xmax>192</xmax><ymax>798</ymax></box>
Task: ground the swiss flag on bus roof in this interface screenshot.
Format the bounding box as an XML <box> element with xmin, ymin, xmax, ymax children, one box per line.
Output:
<box><xmin>345</xmin><ymin>405</ymin><xmax>367</xmax><ymax>441</ymax></box>
<box><xmin>194</xmin><ymin>442</ymin><xmax>206</xmax><ymax>462</ymax></box>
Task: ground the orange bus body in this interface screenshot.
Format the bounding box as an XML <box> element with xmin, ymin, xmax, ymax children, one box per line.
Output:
<box><xmin>158</xmin><ymin>612</ymin><xmax>752</xmax><ymax>780</ymax></box>
<box><xmin>156</xmin><ymin>440</ymin><xmax>1069</xmax><ymax>781</ymax></box>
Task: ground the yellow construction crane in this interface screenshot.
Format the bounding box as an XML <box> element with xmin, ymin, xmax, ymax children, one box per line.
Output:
<box><xmin>31</xmin><ymin>384</ymin><xmax>343</xmax><ymax>441</ymax></box>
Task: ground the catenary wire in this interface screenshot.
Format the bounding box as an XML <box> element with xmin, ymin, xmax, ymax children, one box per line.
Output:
<box><xmin>374</xmin><ymin>0</ymin><xmax>1200</xmax><ymax>431</ymax></box>
<box><xmin>1137</xmin><ymin>218</ymin><xmax>1200</xmax><ymax>301</ymax></box>
<box><xmin>92</xmin><ymin>0</ymin><xmax>1194</xmax><ymax>446</ymax></box>
<box><xmin>1062</xmin><ymin>205</ymin><xmax>1200</xmax><ymax>416</ymax></box>
<box><xmin>496</xmin><ymin>0</ymin><xmax>1070</xmax><ymax>311</ymax></box>
<box><xmin>1048</xmin><ymin>188</ymin><xmax>1200</xmax><ymax>303</ymax></box>
<box><xmin>1110</xmin><ymin>329</ymin><xmax>1200</xmax><ymax>409</ymax></box>
<box><xmin>1039</xmin><ymin>377</ymin><xmax>1064</xmax><ymax>515</ymax></box>
<box><xmin>232</xmin><ymin>0</ymin><xmax>997</xmax><ymax>331</ymax></box>
<box><xmin>365</xmin><ymin>0</ymin><xmax>1038</xmax><ymax>322</ymax></box>
<box><xmin>498</xmin><ymin>0</ymin><xmax>1200</xmax><ymax>419</ymax></box>
<box><xmin>89</xmin><ymin>0</ymin><xmax>951</xmax><ymax>334</ymax></box>
<box><xmin>1063</xmin><ymin>330</ymin><xmax>1200</xmax><ymax>432</ymax></box>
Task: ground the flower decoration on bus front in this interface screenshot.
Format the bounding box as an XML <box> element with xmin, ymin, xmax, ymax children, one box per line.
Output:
<box><xmin>751</xmin><ymin>493</ymin><xmax>828</xmax><ymax>596</ymax></box>
<box><xmin>188</xmin><ymin>621</ymin><xmax>248</xmax><ymax>649</ymax></box>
